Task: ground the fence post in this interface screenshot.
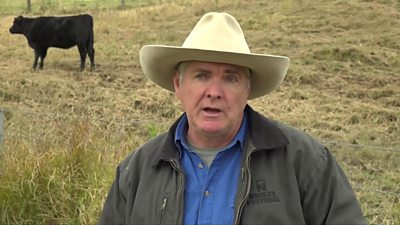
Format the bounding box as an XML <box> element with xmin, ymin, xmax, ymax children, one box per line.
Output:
<box><xmin>0</xmin><ymin>109</ymin><xmax>3</xmax><ymax>154</ymax></box>
<box><xmin>27</xmin><ymin>0</ymin><xmax>32</xmax><ymax>12</ymax></box>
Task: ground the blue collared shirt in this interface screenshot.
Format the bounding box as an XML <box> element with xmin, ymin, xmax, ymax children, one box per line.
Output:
<box><xmin>175</xmin><ymin>113</ymin><xmax>247</xmax><ymax>225</ymax></box>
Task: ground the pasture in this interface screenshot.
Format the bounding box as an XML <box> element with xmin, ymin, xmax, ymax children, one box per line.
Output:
<box><xmin>0</xmin><ymin>0</ymin><xmax>399</xmax><ymax>224</ymax></box>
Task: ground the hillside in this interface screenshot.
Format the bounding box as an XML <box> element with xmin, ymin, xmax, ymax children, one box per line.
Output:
<box><xmin>0</xmin><ymin>0</ymin><xmax>399</xmax><ymax>224</ymax></box>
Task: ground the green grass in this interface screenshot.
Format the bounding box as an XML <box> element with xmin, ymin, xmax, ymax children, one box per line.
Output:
<box><xmin>0</xmin><ymin>115</ymin><xmax>146</xmax><ymax>224</ymax></box>
<box><xmin>0</xmin><ymin>148</ymin><xmax>104</xmax><ymax>224</ymax></box>
<box><xmin>0</xmin><ymin>122</ymin><xmax>107</xmax><ymax>224</ymax></box>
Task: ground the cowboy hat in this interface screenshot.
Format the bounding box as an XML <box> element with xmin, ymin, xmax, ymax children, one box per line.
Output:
<box><xmin>139</xmin><ymin>12</ymin><xmax>290</xmax><ymax>99</ymax></box>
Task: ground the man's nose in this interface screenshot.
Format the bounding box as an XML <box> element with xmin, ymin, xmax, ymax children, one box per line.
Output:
<box><xmin>206</xmin><ymin>81</ymin><xmax>222</xmax><ymax>99</ymax></box>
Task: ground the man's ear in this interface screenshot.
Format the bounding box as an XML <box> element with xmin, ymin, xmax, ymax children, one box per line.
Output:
<box><xmin>173</xmin><ymin>71</ymin><xmax>180</xmax><ymax>95</ymax></box>
<box><xmin>246</xmin><ymin>79</ymin><xmax>251</xmax><ymax>98</ymax></box>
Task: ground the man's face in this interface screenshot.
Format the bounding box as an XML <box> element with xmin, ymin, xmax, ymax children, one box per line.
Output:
<box><xmin>174</xmin><ymin>61</ymin><xmax>250</xmax><ymax>147</ymax></box>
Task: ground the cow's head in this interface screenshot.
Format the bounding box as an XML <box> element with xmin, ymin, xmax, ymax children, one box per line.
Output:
<box><xmin>9</xmin><ymin>16</ymin><xmax>25</xmax><ymax>34</ymax></box>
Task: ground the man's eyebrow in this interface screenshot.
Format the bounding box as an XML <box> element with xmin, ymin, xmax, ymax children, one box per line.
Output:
<box><xmin>225</xmin><ymin>68</ymin><xmax>242</xmax><ymax>74</ymax></box>
<box><xmin>224</xmin><ymin>67</ymin><xmax>251</xmax><ymax>76</ymax></box>
<box><xmin>192</xmin><ymin>68</ymin><xmax>211</xmax><ymax>73</ymax></box>
<box><xmin>191</xmin><ymin>67</ymin><xmax>246</xmax><ymax>74</ymax></box>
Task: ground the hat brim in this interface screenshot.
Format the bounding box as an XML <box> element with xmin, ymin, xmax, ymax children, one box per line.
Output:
<box><xmin>139</xmin><ymin>45</ymin><xmax>290</xmax><ymax>99</ymax></box>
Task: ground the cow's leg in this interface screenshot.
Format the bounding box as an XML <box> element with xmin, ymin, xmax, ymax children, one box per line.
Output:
<box><xmin>88</xmin><ymin>48</ymin><xmax>95</xmax><ymax>71</ymax></box>
<box><xmin>77</xmin><ymin>44</ymin><xmax>87</xmax><ymax>71</ymax></box>
<box><xmin>39</xmin><ymin>48</ymin><xmax>48</xmax><ymax>69</ymax></box>
<box><xmin>87</xmin><ymin>37</ymin><xmax>95</xmax><ymax>71</ymax></box>
<box><xmin>33</xmin><ymin>49</ymin><xmax>40</xmax><ymax>70</ymax></box>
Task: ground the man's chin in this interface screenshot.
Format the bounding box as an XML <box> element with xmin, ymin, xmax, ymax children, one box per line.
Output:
<box><xmin>199</xmin><ymin>125</ymin><xmax>227</xmax><ymax>136</ymax></box>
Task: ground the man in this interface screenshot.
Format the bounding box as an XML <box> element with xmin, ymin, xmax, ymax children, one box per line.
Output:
<box><xmin>99</xmin><ymin>12</ymin><xmax>366</xmax><ymax>225</ymax></box>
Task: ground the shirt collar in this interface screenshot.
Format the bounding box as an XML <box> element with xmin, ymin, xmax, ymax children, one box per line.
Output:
<box><xmin>174</xmin><ymin>111</ymin><xmax>248</xmax><ymax>153</ymax></box>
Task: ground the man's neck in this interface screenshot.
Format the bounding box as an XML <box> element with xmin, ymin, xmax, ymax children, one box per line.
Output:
<box><xmin>186</xmin><ymin>129</ymin><xmax>238</xmax><ymax>149</ymax></box>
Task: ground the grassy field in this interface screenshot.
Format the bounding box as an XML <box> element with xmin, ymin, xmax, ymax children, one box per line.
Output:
<box><xmin>0</xmin><ymin>0</ymin><xmax>399</xmax><ymax>224</ymax></box>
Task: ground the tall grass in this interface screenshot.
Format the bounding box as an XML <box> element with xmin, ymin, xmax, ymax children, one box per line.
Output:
<box><xmin>0</xmin><ymin>119</ymin><xmax>113</xmax><ymax>225</ymax></box>
<box><xmin>0</xmin><ymin>108</ymin><xmax>168</xmax><ymax>224</ymax></box>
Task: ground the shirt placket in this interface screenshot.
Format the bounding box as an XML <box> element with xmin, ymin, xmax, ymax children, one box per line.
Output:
<box><xmin>196</xmin><ymin>152</ymin><xmax>224</xmax><ymax>225</ymax></box>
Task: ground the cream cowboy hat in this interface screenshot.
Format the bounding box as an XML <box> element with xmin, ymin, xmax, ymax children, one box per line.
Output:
<box><xmin>139</xmin><ymin>12</ymin><xmax>290</xmax><ymax>99</ymax></box>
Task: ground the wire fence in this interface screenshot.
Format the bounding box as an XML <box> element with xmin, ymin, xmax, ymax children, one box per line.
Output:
<box><xmin>1</xmin><ymin>0</ymin><xmax>160</xmax><ymax>15</ymax></box>
<box><xmin>320</xmin><ymin>140</ymin><xmax>400</xmax><ymax>152</ymax></box>
<box><xmin>0</xmin><ymin>109</ymin><xmax>3</xmax><ymax>153</ymax></box>
<box><xmin>0</xmin><ymin>108</ymin><xmax>399</xmax><ymax>198</ymax></box>
<box><xmin>1</xmin><ymin>107</ymin><xmax>400</xmax><ymax>150</ymax></box>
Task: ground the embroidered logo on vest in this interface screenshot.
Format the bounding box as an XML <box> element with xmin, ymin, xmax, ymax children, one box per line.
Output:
<box><xmin>247</xmin><ymin>179</ymin><xmax>280</xmax><ymax>205</ymax></box>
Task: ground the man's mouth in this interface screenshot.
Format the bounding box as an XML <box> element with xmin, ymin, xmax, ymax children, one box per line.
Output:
<box><xmin>203</xmin><ymin>107</ymin><xmax>221</xmax><ymax>113</ymax></box>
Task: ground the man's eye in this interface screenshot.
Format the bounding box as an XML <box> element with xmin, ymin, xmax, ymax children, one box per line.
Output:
<box><xmin>195</xmin><ymin>73</ymin><xmax>207</xmax><ymax>80</ymax></box>
<box><xmin>226</xmin><ymin>75</ymin><xmax>239</xmax><ymax>82</ymax></box>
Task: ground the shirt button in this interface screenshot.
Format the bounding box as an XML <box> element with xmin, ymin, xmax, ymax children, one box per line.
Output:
<box><xmin>198</xmin><ymin>163</ymin><xmax>204</xmax><ymax>169</ymax></box>
<box><xmin>205</xmin><ymin>190</ymin><xmax>210</xmax><ymax>196</ymax></box>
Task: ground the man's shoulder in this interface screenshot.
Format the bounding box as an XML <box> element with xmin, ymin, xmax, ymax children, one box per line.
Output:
<box><xmin>119</xmin><ymin>132</ymin><xmax>172</xmax><ymax>168</ymax></box>
<box><xmin>140</xmin><ymin>132</ymin><xmax>171</xmax><ymax>152</ymax></box>
<box><xmin>273</xmin><ymin>121</ymin><xmax>318</xmax><ymax>143</ymax></box>
<box><xmin>268</xmin><ymin>120</ymin><xmax>326</xmax><ymax>157</ymax></box>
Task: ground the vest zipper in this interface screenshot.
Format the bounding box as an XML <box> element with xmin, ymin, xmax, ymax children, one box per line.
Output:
<box><xmin>159</xmin><ymin>192</ymin><xmax>169</xmax><ymax>225</ymax></box>
<box><xmin>171</xmin><ymin>159</ymin><xmax>185</xmax><ymax>225</ymax></box>
<box><xmin>234</xmin><ymin>145</ymin><xmax>255</xmax><ymax>225</ymax></box>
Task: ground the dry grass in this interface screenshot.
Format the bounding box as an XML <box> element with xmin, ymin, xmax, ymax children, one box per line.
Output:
<box><xmin>0</xmin><ymin>0</ymin><xmax>399</xmax><ymax>224</ymax></box>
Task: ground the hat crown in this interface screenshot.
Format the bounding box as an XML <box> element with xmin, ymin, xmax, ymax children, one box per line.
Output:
<box><xmin>182</xmin><ymin>12</ymin><xmax>251</xmax><ymax>54</ymax></box>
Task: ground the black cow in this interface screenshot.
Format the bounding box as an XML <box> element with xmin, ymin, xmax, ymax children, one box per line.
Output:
<box><xmin>9</xmin><ymin>14</ymin><xmax>95</xmax><ymax>71</ymax></box>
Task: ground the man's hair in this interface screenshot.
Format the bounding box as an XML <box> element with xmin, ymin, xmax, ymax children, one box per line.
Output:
<box><xmin>176</xmin><ymin>61</ymin><xmax>190</xmax><ymax>84</ymax></box>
